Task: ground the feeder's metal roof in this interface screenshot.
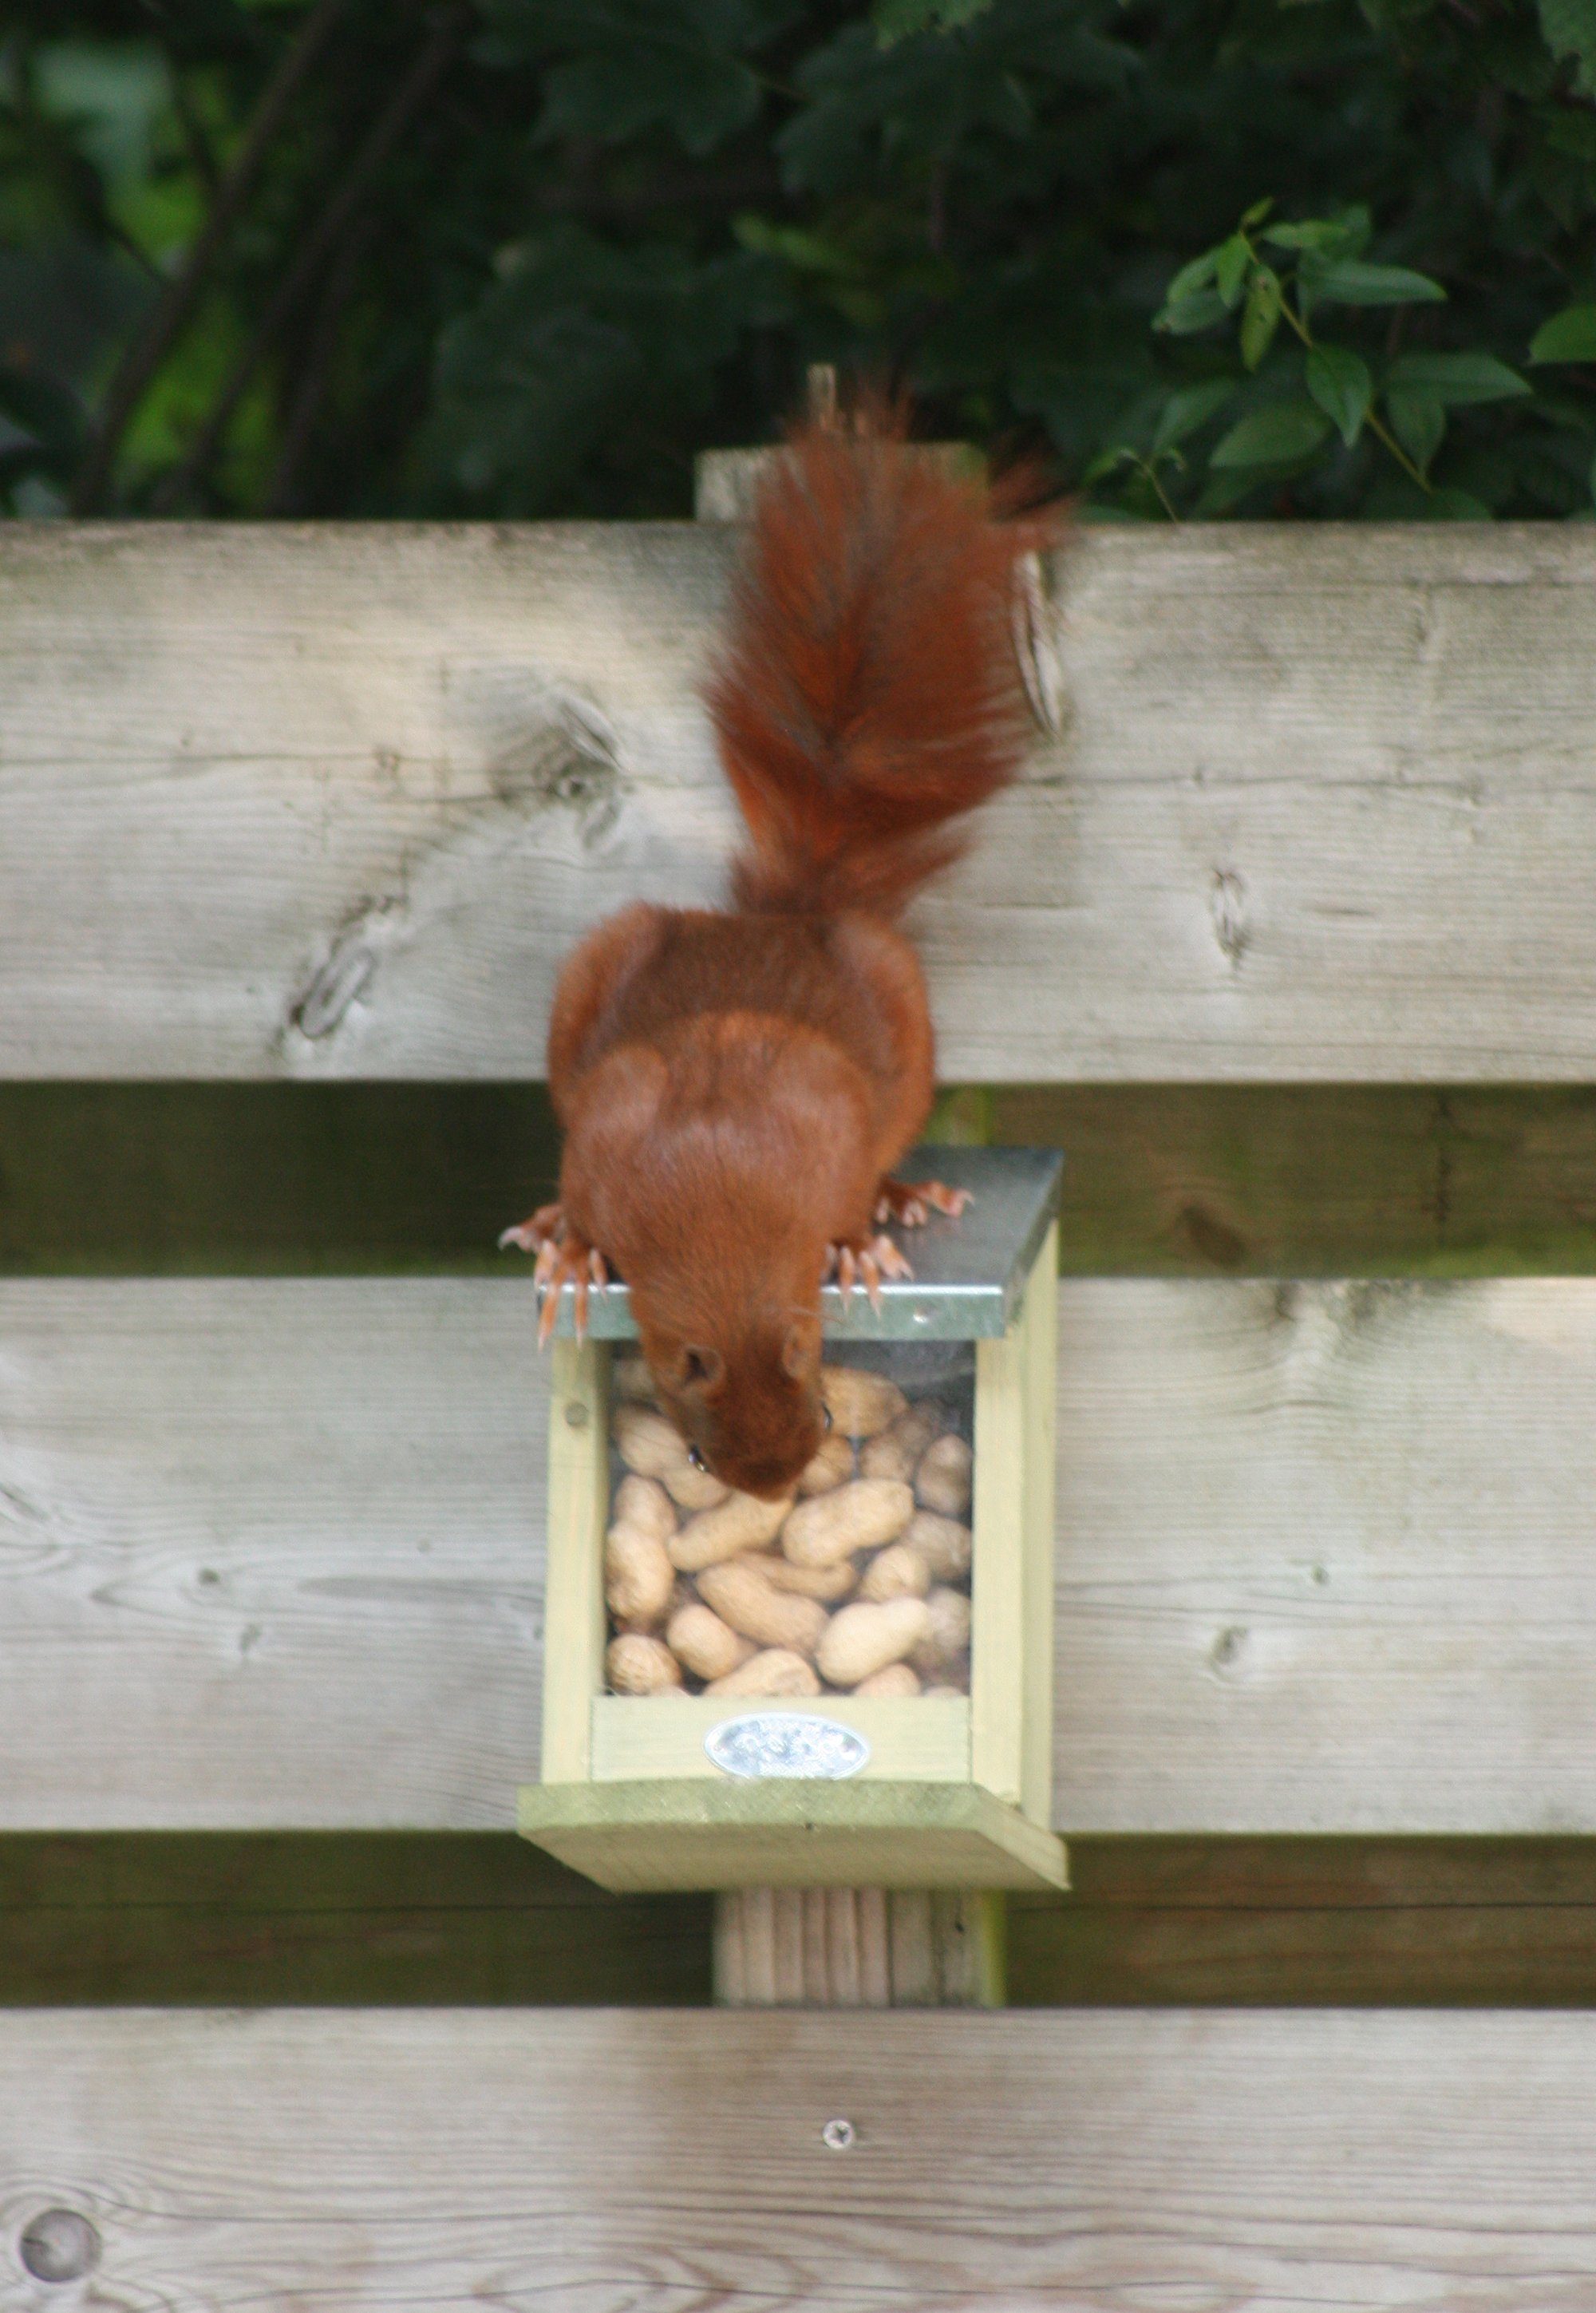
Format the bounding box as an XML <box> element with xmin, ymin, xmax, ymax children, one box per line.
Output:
<box><xmin>546</xmin><ymin>1145</ymin><xmax>1062</xmax><ymax>1341</ymax></box>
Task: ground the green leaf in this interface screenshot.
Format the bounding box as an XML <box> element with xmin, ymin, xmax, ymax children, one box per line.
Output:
<box><xmin>1155</xmin><ymin>287</ymin><xmax>1229</xmax><ymax>335</ymax></box>
<box><xmin>1239</xmin><ymin>267</ymin><xmax>1282</xmax><ymax>370</ymax></box>
<box><xmin>1151</xmin><ymin>379</ymin><xmax>1237</xmax><ymax>456</ymax></box>
<box><xmin>1164</xmin><ymin>249</ymin><xmax>1221</xmax><ymax>304</ymax></box>
<box><xmin>512</xmin><ymin>1</ymin><xmax>776</xmax><ymax>156</ymax></box>
<box><xmin>1385</xmin><ymin>352</ymin><xmax>1530</xmax><ymax>405</ymax></box>
<box><xmin>1083</xmin><ymin>445</ymin><xmax>1138</xmax><ymax>483</ymax></box>
<box><xmin>1239</xmin><ymin>196</ymin><xmax>1274</xmax><ymax>228</ymax></box>
<box><xmin>872</xmin><ymin>0</ymin><xmax>995</xmax><ymax>40</ymax></box>
<box><xmin>1531</xmin><ymin>304</ymin><xmax>1596</xmax><ymax>363</ymax></box>
<box><xmin>1211</xmin><ymin>399</ymin><xmax>1333</xmax><ymax>468</ymax></box>
<box><xmin>1303</xmin><ymin>259</ymin><xmax>1447</xmax><ymax>307</ymax></box>
<box><xmin>1386</xmin><ymin>389</ymin><xmax>1446</xmax><ymax>474</ymax></box>
<box><xmin>1428</xmin><ymin>485</ymin><xmax>1493</xmax><ymax>520</ymax></box>
<box><xmin>1306</xmin><ymin>345</ymin><xmax>1372</xmax><ymax>445</ymax></box>
<box><xmin>1215</xmin><ymin>234</ymin><xmax>1252</xmax><ymax>308</ymax></box>
<box><xmin>1539</xmin><ymin>0</ymin><xmax>1596</xmax><ymax>94</ymax></box>
<box><xmin>1263</xmin><ymin>218</ymin><xmax>1355</xmax><ymax>255</ymax></box>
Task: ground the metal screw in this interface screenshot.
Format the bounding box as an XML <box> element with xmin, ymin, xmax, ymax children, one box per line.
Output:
<box><xmin>820</xmin><ymin>2117</ymin><xmax>855</xmax><ymax>2151</ymax></box>
<box><xmin>563</xmin><ymin>1401</ymin><xmax>590</xmax><ymax>1429</ymax></box>
<box><xmin>19</xmin><ymin>2209</ymin><xmax>101</xmax><ymax>2283</ymax></box>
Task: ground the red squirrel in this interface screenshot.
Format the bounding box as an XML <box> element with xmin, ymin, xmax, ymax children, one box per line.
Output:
<box><xmin>504</xmin><ymin>401</ymin><xmax>1053</xmax><ymax>1498</ymax></box>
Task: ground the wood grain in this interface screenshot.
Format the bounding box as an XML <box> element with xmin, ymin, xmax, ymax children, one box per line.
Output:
<box><xmin>714</xmin><ymin>1888</ymin><xmax>1002</xmax><ymax>2006</ymax></box>
<box><xmin>7</xmin><ymin>1275</ymin><xmax>1596</xmax><ymax>1833</ymax></box>
<box><xmin>13</xmin><ymin>524</ymin><xmax>1596</xmax><ymax>1078</ymax></box>
<box><xmin>4</xmin><ymin>2008</ymin><xmax>1596</xmax><ymax>2306</ymax></box>
<box><xmin>1053</xmin><ymin>1275</ymin><xmax>1596</xmax><ymax>1832</ymax></box>
<box><xmin>0</xmin><ymin>1279</ymin><xmax>544</xmax><ymax>1829</ymax></box>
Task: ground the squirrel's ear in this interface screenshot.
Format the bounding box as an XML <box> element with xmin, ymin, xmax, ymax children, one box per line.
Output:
<box><xmin>681</xmin><ymin>1345</ymin><xmax>724</xmax><ymax>1390</ymax></box>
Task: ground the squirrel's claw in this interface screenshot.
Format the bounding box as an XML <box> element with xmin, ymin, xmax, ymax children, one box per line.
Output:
<box><xmin>500</xmin><ymin>1203</ymin><xmax>610</xmax><ymax>1346</ymax></box>
<box><xmin>499</xmin><ymin>1202</ymin><xmax>564</xmax><ymax>1255</ymax></box>
<box><xmin>824</xmin><ymin>1231</ymin><xmax>915</xmax><ymax>1313</ymax></box>
<box><xmin>857</xmin><ymin>1232</ymin><xmax>914</xmax><ymax>1310</ymax></box>
<box><xmin>535</xmin><ymin>1235</ymin><xmax>607</xmax><ymax>1347</ymax></box>
<box><xmin>875</xmin><ymin>1177</ymin><xmax>974</xmax><ymax>1228</ymax></box>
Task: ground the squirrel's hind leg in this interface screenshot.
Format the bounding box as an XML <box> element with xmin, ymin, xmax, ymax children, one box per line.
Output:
<box><xmin>874</xmin><ymin>1177</ymin><xmax>974</xmax><ymax>1228</ymax></box>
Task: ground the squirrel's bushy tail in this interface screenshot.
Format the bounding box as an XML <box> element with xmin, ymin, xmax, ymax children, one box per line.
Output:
<box><xmin>707</xmin><ymin>401</ymin><xmax>1058</xmax><ymax>919</ymax></box>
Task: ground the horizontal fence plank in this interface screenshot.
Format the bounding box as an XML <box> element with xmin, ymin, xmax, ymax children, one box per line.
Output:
<box><xmin>8</xmin><ymin>1832</ymin><xmax>1596</xmax><ymax>2007</ymax></box>
<box><xmin>12</xmin><ymin>1082</ymin><xmax>1596</xmax><ymax>1280</ymax></box>
<box><xmin>2</xmin><ymin>2009</ymin><xmax>1595</xmax><ymax>2307</ymax></box>
<box><xmin>1052</xmin><ymin>1276</ymin><xmax>1596</xmax><ymax>1832</ymax></box>
<box><xmin>7</xmin><ymin>1276</ymin><xmax>1596</xmax><ymax>1833</ymax></box>
<box><xmin>6</xmin><ymin>1830</ymin><xmax>1596</xmax><ymax>2007</ymax></box>
<box><xmin>0</xmin><ymin>1835</ymin><xmax>709</xmax><ymax>2005</ymax></box>
<box><xmin>10</xmin><ymin>524</ymin><xmax>1596</xmax><ymax>1078</ymax></box>
<box><xmin>0</xmin><ymin>1279</ymin><xmax>543</xmax><ymax>1829</ymax></box>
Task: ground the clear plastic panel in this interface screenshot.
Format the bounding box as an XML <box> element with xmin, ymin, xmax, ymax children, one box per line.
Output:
<box><xmin>601</xmin><ymin>1341</ymin><xmax>974</xmax><ymax>1701</ymax></box>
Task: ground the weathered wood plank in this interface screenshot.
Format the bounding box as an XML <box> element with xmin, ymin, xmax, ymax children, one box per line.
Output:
<box><xmin>1053</xmin><ymin>1276</ymin><xmax>1596</xmax><ymax>1832</ymax></box>
<box><xmin>0</xmin><ymin>1279</ymin><xmax>544</xmax><ymax>1829</ymax></box>
<box><xmin>11</xmin><ymin>524</ymin><xmax>1596</xmax><ymax>1078</ymax></box>
<box><xmin>3</xmin><ymin>2008</ymin><xmax>1596</xmax><ymax>2306</ymax></box>
<box><xmin>8</xmin><ymin>1276</ymin><xmax>1596</xmax><ymax>1833</ymax></box>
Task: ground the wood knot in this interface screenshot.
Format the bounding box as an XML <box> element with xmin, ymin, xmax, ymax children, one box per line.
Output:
<box><xmin>1209</xmin><ymin>1625</ymin><xmax>1250</xmax><ymax>1681</ymax></box>
<box><xmin>1210</xmin><ymin>869</ymin><xmax>1248</xmax><ymax>967</ymax></box>
<box><xmin>20</xmin><ymin>2209</ymin><xmax>101</xmax><ymax>2283</ymax></box>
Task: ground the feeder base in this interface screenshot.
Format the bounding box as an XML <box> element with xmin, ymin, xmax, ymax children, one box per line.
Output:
<box><xmin>517</xmin><ymin>1778</ymin><xmax>1069</xmax><ymax>1894</ymax></box>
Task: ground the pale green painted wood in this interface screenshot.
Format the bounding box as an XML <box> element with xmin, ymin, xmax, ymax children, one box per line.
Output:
<box><xmin>519</xmin><ymin>1781</ymin><xmax>1069</xmax><ymax>1893</ymax></box>
<box><xmin>541</xmin><ymin>1341</ymin><xmax>610</xmax><ymax>1785</ymax></box>
<box><xmin>1021</xmin><ymin>1228</ymin><xmax>1059</xmax><ymax>1829</ymax></box>
<box><xmin>971</xmin><ymin>1282</ymin><xmax>1027</xmax><ymax>1809</ymax></box>
<box><xmin>590</xmin><ymin>1695</ymin><xmax>970</xmax><ymax>1784</ymax></box>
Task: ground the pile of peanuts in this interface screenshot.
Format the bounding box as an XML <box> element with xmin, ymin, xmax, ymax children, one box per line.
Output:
<box><xmin>602</xmin><ymin>1356</ymin><xmax>974</xmax><ymax>1702</ymax></box>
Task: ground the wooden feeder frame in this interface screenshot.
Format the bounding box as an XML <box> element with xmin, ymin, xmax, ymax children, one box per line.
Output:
<box><xmin>519</xmin><ymin>1149</ymin><xmax>1068</xmax><ymax>1894</ymax></box>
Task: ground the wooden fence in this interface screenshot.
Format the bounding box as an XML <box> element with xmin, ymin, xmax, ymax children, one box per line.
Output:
<box><xmin>5</xmin><ymin>515</ymin><xmax>1596</xmax><ymax>2303</ymax></box>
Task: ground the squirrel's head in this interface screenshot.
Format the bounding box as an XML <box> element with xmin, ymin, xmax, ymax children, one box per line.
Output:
<box><xmin>637</xmin><ymin>1301</ymin><xmax>825</xmax><ymax>1501</ymax></box>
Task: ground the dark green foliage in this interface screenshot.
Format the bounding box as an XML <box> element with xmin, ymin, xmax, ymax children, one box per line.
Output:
<box><xmin>5</xmin><ymin>0</ymin><xmax>1596</xmax><ymax>520</ymax></box>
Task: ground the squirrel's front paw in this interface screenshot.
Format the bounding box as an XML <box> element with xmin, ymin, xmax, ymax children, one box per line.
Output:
<box><xmin>498</xmin><ymin>1202</ymin><xmax>564</xmax><ymax>1256</ymax></box>
<box><xmin>499</xmin><ymin>1204</ymin><xmax>610</xmax><ymax>1344</ymax></box>
<box><xmin>823</xmin><ymin>1231</ymin><xmax>915</xmax><ymax>1313</ymax></box>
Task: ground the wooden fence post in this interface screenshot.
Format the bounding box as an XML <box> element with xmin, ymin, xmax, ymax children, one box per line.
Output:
<box><xmin>703</xmin><ymin>393</ymin><xmax>1007</xmax><ymax>2007</ymax></box>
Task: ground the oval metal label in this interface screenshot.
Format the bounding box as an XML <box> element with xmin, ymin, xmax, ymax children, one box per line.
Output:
<box><xmin>705</xmin><ymin>1712</ymin><xmax>871</xmax><ymax>1781</ymax></box>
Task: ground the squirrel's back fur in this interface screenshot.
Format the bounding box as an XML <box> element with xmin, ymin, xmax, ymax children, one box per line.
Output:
<box><xmin>708</xmin><ymin>404</ymin><xmax>1052</xmax><ymax>919</ymax></box>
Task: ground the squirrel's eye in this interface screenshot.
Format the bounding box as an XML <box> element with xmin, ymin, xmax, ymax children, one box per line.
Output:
<box><xmin>687</xmin><ymin>1442</ymin><xmax>707</xmax><ymax>1473</ymax></box>
<box><xmin>821</xmin><ymin>1404</ymin><xmax>833</xmax><ymax>1433</ymax></box>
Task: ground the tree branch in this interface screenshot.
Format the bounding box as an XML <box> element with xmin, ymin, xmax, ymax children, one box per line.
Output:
<box><xmin>263</xmin><ymin>215</ymin><xmax>376</xmax><ymax>515</ymax></box>
<box><xmin>69</xmin><ymin>0</ymin><xmax>350</xmax><ymax>514</ymax></box>
<box><xmin>152</xmin><ymin>6</ymin><xmax>470</xmax><ymax>515</ymax></box>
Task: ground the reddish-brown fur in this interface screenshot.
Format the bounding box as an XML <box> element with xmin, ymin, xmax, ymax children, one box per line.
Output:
<box><xmin>533</xmin><ymin>405</ymin><xmax>1055</xmax><ymax>1497</ymax></box>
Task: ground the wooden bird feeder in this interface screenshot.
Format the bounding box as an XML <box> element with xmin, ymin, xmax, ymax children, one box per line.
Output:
<box><xmin>519</xmin><ymin>1147</ymin><xmax>1067</xmax><ymax>1893</ymax></box>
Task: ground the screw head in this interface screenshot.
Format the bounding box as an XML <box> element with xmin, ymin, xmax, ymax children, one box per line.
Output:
<box><xmin>563</xmin><ymin>1401</ymin><xmax>590</xmax><ymax>1429</ymax></box>
<box><xmin>19</xmin><ymin>2208</ymin><xmax>101</xmax><ymax>2283</ymax></box>
<box><xmin>820</xmin><ymin>2117</ymin><xmax>855</xmax><ymax>2151</ymax></box>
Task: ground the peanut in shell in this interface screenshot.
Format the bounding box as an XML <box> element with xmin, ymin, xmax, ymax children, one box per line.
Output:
<box><xmin>781</xmin><ymin>1477</ymin><xmax>914</xmax><ymax>1568</ymax></box>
